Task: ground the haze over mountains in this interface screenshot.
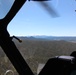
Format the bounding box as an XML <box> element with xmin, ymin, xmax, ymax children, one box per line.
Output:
<box><xmin>19</xmin><ymin>35</ymin><xmax>76</xmax><ymax>41</ymax></box>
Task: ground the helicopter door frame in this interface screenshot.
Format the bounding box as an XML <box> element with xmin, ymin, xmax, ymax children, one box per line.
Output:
<box><xmin>0</xmin><ymin>0</ymin><xmax>34</xmax><ymax>75</ymax></box>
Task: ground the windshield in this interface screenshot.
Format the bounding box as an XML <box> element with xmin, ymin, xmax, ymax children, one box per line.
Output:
<box><xmin>0</xmin><ymin>0</ymin><xmax>15</xmax><ymax>19</ymax></box>
<box><xmin>0</xmin><ymin>0</ymin><xmax>76</xmax><ymax>75</ymax></box>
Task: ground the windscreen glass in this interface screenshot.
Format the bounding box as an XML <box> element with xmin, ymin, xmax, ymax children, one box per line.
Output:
<box><xmin>4</xmin><ymin>0</ymin><xmax>76</xmax><ymax>75</ymax></box>
<box><xmin>0</xmin><ymin>0</ymin><xmax>15</xmax><ymax>19</ymax></box>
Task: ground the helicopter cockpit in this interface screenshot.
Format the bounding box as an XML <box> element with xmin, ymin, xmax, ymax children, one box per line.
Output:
<box><xmin>0</xmin><ymin>0</ymin><xmax>76</xmax><ymax>75</ymax></box>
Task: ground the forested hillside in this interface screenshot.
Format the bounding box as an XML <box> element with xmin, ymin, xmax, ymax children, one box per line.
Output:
<box><xmin>0</xmin><ymin>38</ymin><xmax>76</xmax><ymax>74</ymax></box>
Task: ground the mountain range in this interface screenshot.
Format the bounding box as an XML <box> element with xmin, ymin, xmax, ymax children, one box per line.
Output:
<box><xmin>19</xmin><ymin>36</ymin><xmax>76</xmax><ymax>41</ymax></box>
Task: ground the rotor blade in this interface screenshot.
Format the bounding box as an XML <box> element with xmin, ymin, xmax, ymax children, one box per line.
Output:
<box><xmin>28</xmin><ymin>0</ymin><xmax>59</xmax><ymax>17</ymax></box>
<box><xmin>28</xmin><ymin>0</ymin><xmax>50</xmax><ymax>1</ymax></box>
<box><xmin>37</xmin><ymin>1</ymin><xmax>59</xmax><ymax>17</ymax></box>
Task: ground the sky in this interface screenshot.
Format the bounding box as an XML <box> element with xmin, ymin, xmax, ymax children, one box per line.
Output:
<box><xmin>0</xmin><ymin>0</ymin><xmax>15</xmax><ymax>19</ymax></box>
<box><xmin>7</xmin><ymin>0</ymin><xmax>76</xmax><ymax>36</ymax></box>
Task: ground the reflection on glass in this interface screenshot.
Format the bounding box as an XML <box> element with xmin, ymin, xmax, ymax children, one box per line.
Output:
<box><xmin>0</xmin><ymin>0</ymin><xmax>15</xmax><ymax>19</ymax></box>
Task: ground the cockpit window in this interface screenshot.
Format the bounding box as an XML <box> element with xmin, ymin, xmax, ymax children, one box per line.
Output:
<box><xmin>0</xmin><ymin>0</ymin><xmax>15</xmax><ymax>19</ymax></box>
<box><xmin>0</xmin><ymin>0</ymin><xmax>76</xmax><ymax>75</ymax></box>
<box><xmin>8</xmin><ymin>0</ymin><xmax>76</xmax><ymax>74</ymax></box>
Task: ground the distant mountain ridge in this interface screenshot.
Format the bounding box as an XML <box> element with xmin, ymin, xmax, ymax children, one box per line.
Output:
<box><xmin>18</xmin><ymin>36</ymin><xmax>76</xmax><ymax>41</ymax></box>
